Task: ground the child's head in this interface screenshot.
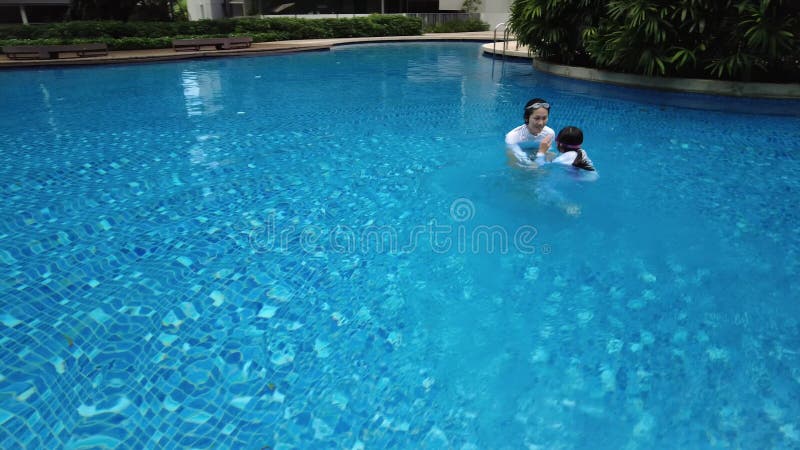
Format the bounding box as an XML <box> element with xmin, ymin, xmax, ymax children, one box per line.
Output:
<box><xmin>556</xmin><ymin>126</ymin><xmax>583</xmax><ymax>153</ymax></box>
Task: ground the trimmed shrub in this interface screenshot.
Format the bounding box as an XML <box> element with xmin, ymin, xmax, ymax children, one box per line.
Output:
<box><xmin>53</xmin><ymin>21</ymin><xmax>136</xmax><ymax>38</ymax></box>
<box><xmin>0</xmin><ymin>16</ymin><xmax>423</xmax><ymax>52</ymax></box>
<box><xmin>0</xmin><ymin>38</ymin><xmax>65</xmax><ymax>47</ymax></box>
<box><xmin>105</xmin><ymin>37</ymin><xmax>173</xmax><ymax>50</ymax></box>
<box><xmin>232</xmin><ymin>18</ymin><xmax>277</xmax><ymax>34</ymax></box>
<box><xmin>370</xmin><ymin>14</ymin><xmax>422</xmax><ymax>36</ymax></box>
<box><xmin>0</xmin><ymin>25</ymin><xmax>48</xmax><ymax>40</ymax></box>
<box><xmin>424</xmin><ymin>19</ymin><xmax>489</xmax><ymax>33</ymax></box>
<box><xmin>250</xmin><ymin>32</ymin><xmax>290</xmax><ymax>43</ymax></box>
<box><xmin>173</xmin><ymin>19</ymin><xmax>236</xmax><ymax>35</ymax></box>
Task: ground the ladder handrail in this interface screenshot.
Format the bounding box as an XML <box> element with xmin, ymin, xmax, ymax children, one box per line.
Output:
<box><xmin>492</xmin><ymin>22</ymin><xmax>513</xmax><ymax>79</ymax></box>
<box><xmin>492</xmin><ymin>22</ymin><xmax>506</xmax><ymax>60</ymax></box>
<box><xmin>503</xmin><ymin>27</ymin><xmax>511</xmax><ymax>56</ymax></box>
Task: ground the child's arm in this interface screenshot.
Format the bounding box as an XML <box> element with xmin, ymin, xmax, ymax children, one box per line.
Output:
<box><xmin>534</xmin><ymin>135</ymin><xmax>554</xmax><ymax>165</ymax></box>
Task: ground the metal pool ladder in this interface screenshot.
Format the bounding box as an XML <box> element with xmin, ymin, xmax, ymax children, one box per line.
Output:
<box><xmin>492</xmin><ymin>22</ymin><xmax>512</xmax><ymax>77</ymax></box>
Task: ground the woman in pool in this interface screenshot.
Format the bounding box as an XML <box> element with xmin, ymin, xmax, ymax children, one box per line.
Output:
<box><xmin>505</xmin><ymin>98</ymin><xmax>555</xmax><ymax>167</ymax></box>
<box><xmin>534</xmin><ymin>126</ymin><xmax>597</xmax><ymax>176</ymax></box>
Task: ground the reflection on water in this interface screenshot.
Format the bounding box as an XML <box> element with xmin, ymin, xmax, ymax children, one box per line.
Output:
<box><xmin>496</xmin><ymin>59</ymin><xmax>799</xmax><ymax>117</ymax></box>
<box><xmin>181</xmin><ymin>69</ymin><xmax>223</xmax><ymax>117</ymax></box>
<box><xmin>1</xmin><ymin>42</ymin><xmax>799</xmax><ymax>450</ymax></box>
<box><xmin>407</xmin><ymin>54</ymin><xmax>466</xmax><ymax>83</ymax></box>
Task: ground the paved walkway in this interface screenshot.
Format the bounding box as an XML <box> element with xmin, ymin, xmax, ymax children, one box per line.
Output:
<box><xmin>0</xmin><ymin>31</ymin><xmax>525</xmax><ymax>68</ymax></box>
<box><xmin>480</xmin><ymin>40</ymin><xmax>532</xmax><ymax>58</ymax></box>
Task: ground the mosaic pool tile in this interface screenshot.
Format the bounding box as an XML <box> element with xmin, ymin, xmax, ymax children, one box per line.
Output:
<box><xmin>1</xmin><ymin>42</ymin><xmax>800</xmax><ymax>448</ymax></box>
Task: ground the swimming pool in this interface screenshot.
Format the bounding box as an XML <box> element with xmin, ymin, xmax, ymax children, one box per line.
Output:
<box><xmin>1</xmin><ymin>42</ymin><xmax>799</xmax><ymax>448</ymax></box>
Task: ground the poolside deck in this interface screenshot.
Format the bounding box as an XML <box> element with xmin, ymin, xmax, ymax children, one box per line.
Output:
<box><xmin>0</xmin><ymin>31</ymin><xmax>522</xmax><ymax>68</ymax></box>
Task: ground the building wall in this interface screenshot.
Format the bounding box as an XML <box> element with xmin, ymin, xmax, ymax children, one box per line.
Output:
<box><xmin>480</xmin><ymin>0</ymin><xmax>510</xmax><ymax>29</ymax></box>
<box><xmin>438</xmin><ymin>0</ymin><xmax>461</xmax><ymax>11</ymax></box>
<box><xmin>437</xmin><ymin>0</ymin><xmax>513</xmax><ymax>28</ymax></box>
<box><xmin>0</xmin><ymin>0</ymin><xmax>69</xmax><ymax>4</ymax></box>
<box><xmin>0</xmin><ymin>1</ymin><xmax>69</xmax><ymax>24</ymax></box>
<box><xmin>185</xmin><ymin>0</ymin><xmax>511</xmax><ymax>22</ymax></box>
<box><xmin>187</xmin><ymin>0</ymin><xmax>227</xmax><ymax>20</ymax></box>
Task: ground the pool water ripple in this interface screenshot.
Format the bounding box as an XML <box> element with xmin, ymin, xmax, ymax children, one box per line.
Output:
<box><xmin>1</xmin><ymin>42</ymin><xmax>800</xmax><ymax>448</ymax></box>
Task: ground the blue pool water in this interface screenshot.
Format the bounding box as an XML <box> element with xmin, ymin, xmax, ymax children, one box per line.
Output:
<box><xmin>1</xmin><ymin>42</ymin><xmax>800</xmax><ymax>448</ymax></box>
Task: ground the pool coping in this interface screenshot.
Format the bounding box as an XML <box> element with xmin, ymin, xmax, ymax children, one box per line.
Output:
<box><xmin>5</xmin><ymin>33</ymin><xmax>796</xmax><ymax>99</ymax></box>
<box><xmin>480</xmin><ymin>41</ymin><xmax>800</xmax><ymax>99</ymax></box>
<box><xmin>532</xmin><ymin>59</ymin><xmax>800</xmax><ymax>99</ymax></box>
<box><xmin>0</xmin><ymin>32</ymin><xmax>497</xmax><ymax>69</ymax></box>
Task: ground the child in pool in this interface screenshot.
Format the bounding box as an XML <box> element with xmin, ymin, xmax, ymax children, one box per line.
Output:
<box><xmin>533</xmin><ymin>126</ymin><xmax>597</xmax><ymax>216</ymax></box>
<box><xmin>535</xmin><ymin>126</ymin><xmax>597</xmax><ymax>175</ymax></box>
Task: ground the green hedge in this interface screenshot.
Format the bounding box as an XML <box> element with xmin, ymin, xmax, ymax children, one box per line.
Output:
<box><xmin>0</xmin><ymin>37</ymin><xmax>174</xmax><ymax>50</ymax></box>
<box><xmin>0</xmin><ymin>15</ymin><xmax>424</xmax><ymax>50</ymax></box>
<box><xmin>424</xmin><ymin>19</ymin><xmax>489</xmax><ymax>33</ymax></box>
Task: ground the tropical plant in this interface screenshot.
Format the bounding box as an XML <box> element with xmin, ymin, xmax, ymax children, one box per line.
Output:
<box><xmin>583</xmin><ymin>0</ymin><xmax>677</xmax><ymax>76</ymax></box>
<box><xmin>509</xmin><ymin>0</ymin><xmax>800</xmax><ymax>81</ymax></box>
<box><xmin>68</xmin><ymin>0</ymin><xmax>139</xmax><ymax>21</ymax></box>
<box><xmin>172</xmin><ymin>0</ymin><xmax>189</xmax><ymax>21</ymax></box>
<box><xmin>508</xmin><ymin>0</ymin><xmax>604</xmax><ymax>65</ymax></box>
<box><xmin>69</xmin><ymin>0</ymin><xmax>177</xmax><ymax>21</ymax></box>
<box><xmin>704</xmin><ymin>0</ymin><xmax>798</xmax><ymax>80</ymax></box>
<box><xmin>129</xmin><ymin>1</ymin><xmax>173</xmax><ymax>20</ymax></box>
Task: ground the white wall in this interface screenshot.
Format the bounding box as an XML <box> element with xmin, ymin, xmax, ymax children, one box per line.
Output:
<box><xmin>186</xmin><ymin>0</ymin><xmax>512</xmax><ymax>25</ymax></box>
<box><xmin>187</xmin><ymin>0</ymin><xmax>226</xmax><ymax>20</ymax></box>
<box><xmin>257</xmin><ymin>14</ymin><xmax>374</xmax><ymax>19</ymax></box>
<box><xmin>438</xmin><ymin>0</ymin><xmax>462</xmax><ymax>10</ymax></box>
<box><xmin>480</xmin><ymin>0</ymin><xmax>511</xmax><ymax>29</ymax></box>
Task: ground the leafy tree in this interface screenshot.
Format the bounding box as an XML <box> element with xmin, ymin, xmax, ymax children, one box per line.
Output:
<box><xmin>173</xmin><ymin>0</ymin><xmax>189</xmax><ymax>21</ymax></box>
<box><xmin>583</xmin><ymin>0</ymin><xmax>680</xmax><ymax>76</ymax></box>
<box><xmin>509</xmin><ymin>0</ymin><xmax>799</xmax><ymax>81</ymax></box>
<box><xmin>461</xmin><ymin>0</ymin><xmax>482</xmax><ymax>13</ymax></box>
<box><xmin>508</xmin><ymin>0</ymin><xmax>604</xmax><ymax>65</ymax></box>
<box><xmin>130</xmin><ymin>0</ymin><xmax>173</xmax><ymax>20</ymax></box>
<box><xmin>703</xmin><ymin>0</ymin><xmax>798</xmax><ymax>80</ymax></box>
<box><xmin>69</xmin><ymin>0</ymin><xmax>138</xmax><ymax>21</ymax></box>
<box><xmin>69</xmin><ymin>0</ymin><xmax>174</xmax><ymax>21</ymax></box>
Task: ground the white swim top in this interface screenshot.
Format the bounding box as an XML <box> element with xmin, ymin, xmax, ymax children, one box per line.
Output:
<box><xmin>505</xmin><ymin>125</ymin><xmax>555</xmax><ymax>165</ymax></box>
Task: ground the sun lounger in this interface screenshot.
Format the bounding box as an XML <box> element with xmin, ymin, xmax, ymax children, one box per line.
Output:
<box><xmin>2</xmin><ymin>43</ymin><xmax>108</xmax><ymax>60</ymax></box>
<box><xmin>171</xmin><ymin>37</ymin><xmax>253</xmax><ymax>52</ymax></box>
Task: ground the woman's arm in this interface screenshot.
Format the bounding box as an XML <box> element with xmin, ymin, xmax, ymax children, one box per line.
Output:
<box><xmin>506</xmin><ymin>143</ymin><xmax>534</xmax><ymax>166</ymax></box>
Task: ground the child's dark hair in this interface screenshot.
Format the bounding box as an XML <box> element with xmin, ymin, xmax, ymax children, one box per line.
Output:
<box><xmin>556</xmin><ymin>126</ymin><xmax>583</xmax><ymax>150</ymax></box>
<box><xmin>523</xmin><ymin>98</ymin><xmax>550</xmax><ymax>122</ymax></box>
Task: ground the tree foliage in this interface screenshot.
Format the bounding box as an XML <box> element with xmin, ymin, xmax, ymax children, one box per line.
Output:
<box><xmin>461</xmin><ymin>0</ymin><xmax>483</xmax><ymax>13</ymax></box>
<box><xmin>509</xmin><ymin>0</ymin><xmax>603</xmax><ymax>65</ymax></box>
<box><xmin>68</xmin><ymin>0</ymin><xmax>173</xmax><ymax>21</ymax></box>
<box><xmin>68</xmin><ymin>0</ymin><xmax>137</xmax><ymax>20</ymax></box>
<box><xmin>508</xmin><ymin>0</ymin><xmax>800</xmax><ymax>82</ymax></box>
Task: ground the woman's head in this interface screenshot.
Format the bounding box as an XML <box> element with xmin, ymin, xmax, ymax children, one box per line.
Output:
<box><xmin>523</xmin><ymin>98</ymin><xmax>550</xmax><ymax>135</ymax></box>
<box><xmin>556</xmin><ymin>126</ymin><xmax>583</xmax><ymax>153</ymax></box>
